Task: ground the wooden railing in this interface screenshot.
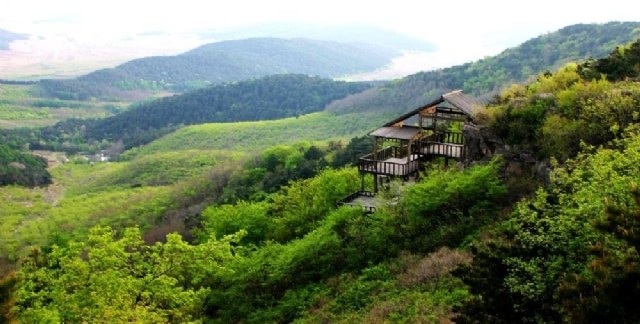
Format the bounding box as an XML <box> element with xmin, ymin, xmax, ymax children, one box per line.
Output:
<box><xmin>439</xmin><ymin>131</ymin><xmax>464</xmax><ymax>145</ymax></box>
<box><xmin>359</xmin><ymin>147</ymin><xmax>419</xmax><ymax>177</ymax></box>
<box><xmin>336</xmin><ymin>191</ymin><xmax>377</xmax><ymax>213</ymax></box>
<box><xmin>360</xmin><ymin>146</ymin><xmax>402</xmax><ymax>161</ymax></box>
<box><xmin>413</xmin><ymin>131</ymin><xmax>465</xmax><ymax>159</ymax></box>
<box><xmin>418</xmin><ymin>142</ymin><xmax>465</xmax><ymax>158</ymax></box>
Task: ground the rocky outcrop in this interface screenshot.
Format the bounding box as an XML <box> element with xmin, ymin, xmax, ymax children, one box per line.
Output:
<box><xmin>463</xmin><ymin>123</ymin><xmax>504</xmax><ymax>163</ymax></box>
<box><xmin>463</xmin><ymin>122</ymin><xmax>551</xmax><ymax>186</ymax></box>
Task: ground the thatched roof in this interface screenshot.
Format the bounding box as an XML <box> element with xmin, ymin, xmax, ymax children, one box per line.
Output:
<box><xmin>383</xmin><ymin>90</ymin><xmax>476</xmax><ymax>127</ymax></box>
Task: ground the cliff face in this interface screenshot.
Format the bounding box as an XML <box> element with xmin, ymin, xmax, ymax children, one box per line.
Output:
<box><xmin>463</xmin><ymin>122</ymin><xmax>551</xmax><ymax>187</ymax></box>
<box><xmin>463</xmin><ymin>123</ymin><xmax>502</xmax><ymax>162</ymax></box>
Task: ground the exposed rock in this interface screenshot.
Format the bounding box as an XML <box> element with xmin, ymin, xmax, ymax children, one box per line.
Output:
<box><xmin>463</xmin><ymin>123</ymin><xmax>504</xmax><ymax>164</ymax></box>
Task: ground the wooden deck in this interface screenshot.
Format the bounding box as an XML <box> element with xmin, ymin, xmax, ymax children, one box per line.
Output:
<box><xmin>359</xmin><ymin>155</ymin><xmax>421</xmax><ymax>176</ymax></box>
<box><xmin>419</xmin><ymin>142</ymin><xmax>464</xmax><ymax>158</ymax></box>
<box><xmin>337</xmin><ymin>191</ymin><xmax>378</xmax><ymax>212</ymax></box>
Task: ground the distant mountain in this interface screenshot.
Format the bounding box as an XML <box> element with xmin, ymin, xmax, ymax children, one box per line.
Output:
<box><xmin>0</xmin><ymin>28</ymin><xmax>28</xmax><ymax>50</ymax></box>
<box><xmin>38</xmin><ymin>38</ymin><xmax>398</xmax><ymax>100</ymax></box>
<box><xmin>200</xmin><ymin>23</ymin><xmax>437</xmax><ymax>52</ymax></box>
<box><xmin>48</xmin><ymin>74</ymin><xmax>371</xmax><ymax>149</ymax></box>
<box><xmin>327</xmin><ymin>21</ymin><xmax>640</xmax><ymax>115</ymax></box>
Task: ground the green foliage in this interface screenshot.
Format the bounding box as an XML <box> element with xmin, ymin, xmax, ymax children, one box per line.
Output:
<box><xmin>202</xmin><ymin>161</ymin><xmax>505</xmax><ymax>322</ymax></box>
<box><xmin>207</xmin><ymin>207</ymin><xmax>363</xmax><ymax>322</ymax></box>
<box><xmin>268</xmin><ymin>168</ymin><xmax>361</xmax><ymax>241</ymax></box>
<box><xmin>488</xmin><ymin>60</ymin><xmax>640</xmax><ymax>160</ymax></box>
<box><xmin>0</xmin><ymin>83</ymin><xmax>129</xmax><ymax>129</ymax></box>
<box><xmin>386</xmin><ymin>160</ymin><xmax>507</xmax><ymax>252</ymax></box>
<box><xmin>580</xmin><ymin>38</ymin><xmax>640</xmax><ymax>81</ymax></box>
<box><xmin>83</xmin><ymin>74</ymin><xmax>371</xmax><ymax>148</ymax></box>
<box><xmin>13</xmin><ymin>226</ymin><xmax>239</xmax><ymax>322</ymax></box>
<box><xmin>124</xmin><ymin>111</ymin><xmax>388</xmax><ymax>157</ymax></box>
<box><xmin>38</xmin><ymin>38</ymin><xmax>396</xmax><ymax>100</ymax></box>
<box><xmin>67</xmin><ymin>150</ymin><xmax>242</xmax><ymax>193</ymax></box>
<box><xmin>201</xmin><ymin>202</ymin><xmax>271</xmax><ymax>245</ymax></box>
<box><xmin>6</xmin><ymin>36</ymin><xmax>640</xmax><ymax>323</ymax></box>
<box><xmin>331</xmin><ymin>135</ymin><xmax>371</xmax><ymax>167</ymax></box>
<box><xmin>293</xmin><ymin>248</ymin><xmax>472</xmax><ymax>323</ymax></box>
<box><xmin>328</xmin><ymin>22</ymin><xmax>640</xmax><ymax>116</ymax></box>
<box><xmin>0</xmin><ymin>144</ymin><xmax>51</xmax><ymax>187</ymax></box>
<box><xmin>456</xmin><ymin>130</ymin><xmax>640</xmax><ymax>322</ymax></box>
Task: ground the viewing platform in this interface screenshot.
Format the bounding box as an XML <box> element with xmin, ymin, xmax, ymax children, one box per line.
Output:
<box><xmin>340</xmin><ymin>90</ymin><xmax>479</xmax><ymax>210</ymax></box>
<box><xmin>336</xmin><ymin>191</ymin><xmax>378</xmax><ymax>213</ymax></box>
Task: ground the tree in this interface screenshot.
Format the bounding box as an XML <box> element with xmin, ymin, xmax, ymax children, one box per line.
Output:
<box><xmin>12</xmin><ymin>226</ymin><xmax>240</xmax><ymax>323</ymax></box>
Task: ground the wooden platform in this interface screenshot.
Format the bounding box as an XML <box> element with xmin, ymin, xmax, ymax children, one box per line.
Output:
<box><xmin>420</xmin><ymin>142</ymin><xmax>464</xmax><ymax>158</ymax></box>
<box><xmin>359</xmin><ymin>156</ymin><xmax>420</xmax><ymax>176</ymax></box>
<box><xmin>337</xmin><ymin>191</ymin><xmax>378</xmax><ymax>212</ymax></box>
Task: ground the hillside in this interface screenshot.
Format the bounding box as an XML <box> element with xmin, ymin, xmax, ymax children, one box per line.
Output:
<box><xmin>0</xmin><ymin>83</ymin><xmax>131</xmax><ymax>129</ymax></box>
<box><xmin>205</xmin><ymin>23</ymin><xmax>437</xmax><ymax>52</ymax></box>
<box><xmin>0</xmin><ymin>144</ymin><xmax>50</xmax><ymax>187</ymax></box>
<box><xmin>45</xmin><ymin>74</ymin><xmax>371</xmax><ymax>150</ymax></box>
<box><xmin>37</xmin><ymin>38</ymin><xmax>398</xmax><ymax>100</ymax></box>
<box><xmin>327</xmin><ymin>21</ymin><xmax>640</xmax><ymax>115</ymax></box>
<box><xmin>120</xmin><ymin>111</ymin><xmax>389</xmax><ymax>158</ymax></box>
<box><xmin>2</xmin><ymin>36</ymin><xmax>640</xmax><ymax>323</ymax></box>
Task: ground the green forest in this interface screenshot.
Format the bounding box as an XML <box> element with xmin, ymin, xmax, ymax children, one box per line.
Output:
<box><xmin>1</xmin><ymin>21</ymin><xmax>640</xmax><ymax>322</ymax></box>
<box><xmin>37</xmin><ymin>38</ymin><xmax>397</xmax><ymax>100</ymax></box>
<box><xmin>327</xmin><ymin>21</ymin><xmax>640</xmax><ymax>115</ymax></box>
<box><xmin>1</xmin><ymin>32</ymin><xmax>640</xmax><ymax>323</ymax></box>
<box><xmin>0</xmin><ymin>144</ymin><xmax>50</xmax><ymax>187</ymax></box>
<box><xmin>82</xmin><ymin>74</ymin><xmax>371</xmax><ymax>147</ymax></box>
<box><xmin>9</xmin><ymin>74</ymin><xmax>372</xmax><ymax>153</ymax></box>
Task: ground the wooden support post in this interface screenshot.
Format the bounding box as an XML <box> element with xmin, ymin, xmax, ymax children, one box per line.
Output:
<box><xmin>373</xmin><ymin>137</ymin><xmax>379</xmax><ymax>160</ymax></box>
<box><xmin>360</xmin><ymin>174</ymin><xmax>365</xmax><ymax>192</ymax></box>
<box><xmin>373</xmin><ymin>174</ymin><xmax>378</xmax><ymax>193</ymax></box>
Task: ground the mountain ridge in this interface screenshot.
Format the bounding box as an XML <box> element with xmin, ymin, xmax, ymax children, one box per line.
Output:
<box><xmin>38</xmin><ymin>37</ymin><xmax>398</xmax><ymax>100</ymax></box>
<box><xmin>327</xmin><ymin>21</ymin><xmax>640</xmax><ymax>115</ymax></box>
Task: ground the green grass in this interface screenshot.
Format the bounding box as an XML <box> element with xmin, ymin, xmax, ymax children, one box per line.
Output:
<box><xmin>123</xmin><ymin>111</ymin><xmax>391</xmax><ymax>157</ymax></box>
<box><xmin>0</xmin><ymin>148</ymin><xmax>246</xmax><ymax>263</ymax></box>
<box><xmin>0</xmin><ymin>108</ymin><xmax>391</xmax><ymax>267</ymax></box>
<box><xmin>0</xmin><ymin>183</ymin><xmax>175</xmax><ymax>262</ymax></box>
<box><xmin>59</xmin><ymin>150</ymin><xmax>245</xmax><ymax>194</ymax></box>
<box><xmin>0</xmin><ymin>84</ymin><xmax>130</xmax><ymax>128</ymax></box>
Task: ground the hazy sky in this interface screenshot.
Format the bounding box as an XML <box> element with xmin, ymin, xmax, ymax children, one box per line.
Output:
<box><xmin>1</xmin><ymin>0</ymin><xmax>639</xmax><ymax>79</ymax></box>
<box><xmin>3</xmin><ymin>0</ymin><xmax>638</xmax><ymax>44</ymax></box>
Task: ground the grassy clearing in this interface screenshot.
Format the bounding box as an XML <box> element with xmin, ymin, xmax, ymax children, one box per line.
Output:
<box><xmin>123</xmin><ymin>111</ymin><xmax>392</xmax><ymax>157</ymax></box>
<box><xmin>0</xmin><ymin>84</ymin><xmax>130</xmax><ymax>128</ymax></box>
<box><xmin>0</xmin><ymin>148</ymin><xmax>245</xmax><ymax>263</ymax></box>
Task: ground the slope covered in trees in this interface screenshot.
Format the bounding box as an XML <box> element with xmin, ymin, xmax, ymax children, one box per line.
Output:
<box><xmin>78</xmin><ymin>74</ymin><xmax>370</xmax><ymax>149</ymax></box>
<box><xmin>37</xmin><ymin>38</ymin><xmax>397</xmax><ymax>100</ymax></box>
<box><xmin>328</xmin><ymin>21</ymin><xmax>640</xmax><ymax>115</ymax></box>
<box><xmin>3</xmin><ymin>33</ymin><xmax>640</xmax><ymax>324</ymax></box>
<box><xmin>0</xmin><ymin>144</ymin><xmax>50</xmax><ymax>187</ymax></box>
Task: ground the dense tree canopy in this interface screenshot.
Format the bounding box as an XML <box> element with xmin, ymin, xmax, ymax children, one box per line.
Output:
<box><xmin>0</xmin><ymin>144</ymin><xmax>51</xmax><ymax>187</ymax></box>
<box><xmin>4</xmin><ymin>28</ymin><xmax>640</xmax><ymax>324</ymax></box>
<box><xmin>327</xmin><ymin>22</ymin><xmax>640</xmax><ymax>115</ymax></box>
<box><xmin>26</xmin><ymin>75</ymin><xmax>371</xmax><ymax>151</ymax></box>
<box><xmin>37</xmin><ymin>38</ymin><xmax>396</xmax><ymax>100</ymax></box>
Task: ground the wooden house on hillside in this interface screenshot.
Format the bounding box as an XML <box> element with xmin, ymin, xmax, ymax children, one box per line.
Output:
<box><xmin>338</xmin><ymin>90</ymin><xmax>477</xmax><ymax>211</ymax></box>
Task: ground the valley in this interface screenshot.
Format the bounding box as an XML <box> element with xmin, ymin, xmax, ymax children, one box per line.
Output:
<box><xmin>1</xmin><ymin>21</ymin><xmax>640</xmax><ymax>322</ymax></box>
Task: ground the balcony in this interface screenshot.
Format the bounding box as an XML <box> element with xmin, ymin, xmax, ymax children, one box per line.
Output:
<box><xmin>336</xmin><ymin>191</ymin><xmax>377</xmax><ymax>213</ymax></box>
<box><xmin>358</xmin><ymin>146</ymin><xmax>421</xmax><ymax>177</ymax></box>
<box><xmin>415</xmin><ymin>131</ymin><xmax>465</xmax><ymax>159</ymax></box>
